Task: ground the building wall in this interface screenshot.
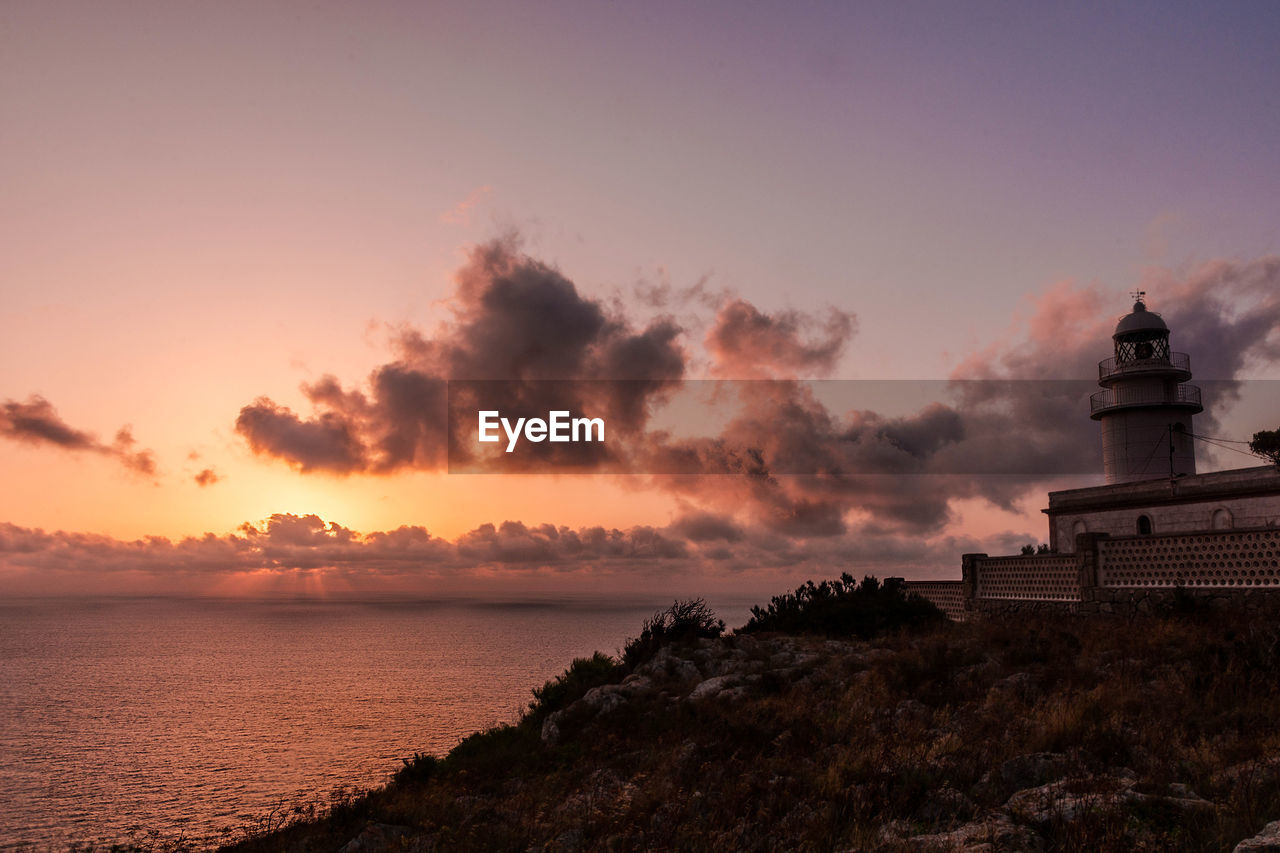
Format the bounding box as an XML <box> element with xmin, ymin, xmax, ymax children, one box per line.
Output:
<box><xmin>1099</xmin><ymin>407</ymin><xmax>1196</xmax><ymax>483</ymax></box>
<box><xmin>1050</xmin><ymin>493</ymin><xmax>1280</xmax><ymax>553</ymax></box>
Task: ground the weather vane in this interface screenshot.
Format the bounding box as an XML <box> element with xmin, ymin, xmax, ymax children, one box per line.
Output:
<box><xmin>1130</xmin><ymin>289</ymin><xmax>1146</xmax><ymax>304</ymax></box>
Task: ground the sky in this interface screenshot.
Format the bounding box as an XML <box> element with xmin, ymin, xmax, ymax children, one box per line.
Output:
<box><xmin>2</xmin><ymin>0</ymin><xmax>1279</xmax><ymax>598</ymax></box>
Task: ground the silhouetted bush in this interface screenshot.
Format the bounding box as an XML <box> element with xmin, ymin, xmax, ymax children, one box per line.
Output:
<box><xmin>622</xmin><ymin>598</ymin><xmax>725</xmax><ymax>668</ymax></box>
<box><xmin>526</xmin><ymin>651</ymin><xmax>621</xmax><ymax>721</ymax></box>
<box><xmin>394</xmin><ymin>751</ymin><xmax>440</xmax><ymax>785</ymax></box>
<box><xmin>740</xmin><ymin>573</ymin><xmax>943</xmax><ymax>638</ymax></box>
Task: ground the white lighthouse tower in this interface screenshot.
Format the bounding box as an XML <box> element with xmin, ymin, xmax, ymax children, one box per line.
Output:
<box><xmin>1090</xmin><ymin>293</ymin><xmax>1202</xmax><ymax>484</ymax></box>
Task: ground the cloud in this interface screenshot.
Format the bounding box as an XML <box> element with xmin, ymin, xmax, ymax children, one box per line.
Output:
<box><xmin>236</xmin><ymin>236</ymin><xmax>688</xmax><ymax>474</ymax></box>
<box><xmin>234</xmin><ymin>244</ymin><xmax>1280</xmax><ymax>543</ymax></box>
<box><xmin>0</xmin><ymin>512</ymin><xmax>1024</xmax><ymax>596</ymax></box>
<box><xmin>439</xmin><ymin>185</ymin><xmax>493</xmax><ymax>225</ymax></box>
<box><xmin>194</xmin><ymin>468</ymin><xmax>220</xmax><ymax>487</ymax></box>
<box><xmin>0</xmin><ymin>396</ymin><xmax>156</xmax><ymax>476</ymax></box>
<box><xmin>706</xmin><ymin>298</ymin><xmax>855</xmax><ymax>378</ymax></box>
<box><xmin>636</xmin><ymin>257</ymin><xmax>1280</xmax><ymax>534</ymax></box>
<box><xmin>236</xmin><ymin>398</ymin><xmax>370</xmax><ymax>473</ymax></box>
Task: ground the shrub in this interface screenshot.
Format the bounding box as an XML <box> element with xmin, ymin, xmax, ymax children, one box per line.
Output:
<box><xmin>444</xmin><ymin>723</ymin><xmax>534</xmax><ymax>776</ymax></box>
<box><xmin>527</xmin><ymin>651</ymin><xmax>622</xmax><ymax>721</ymax></box>
<box><xmin>394</xmin><ymin>751</ymin><xmax>440</xmax><ymax>785</ymax></box>
<box><xmin>740</xmin><ymin>573</ymin><xmax>943</xmax><ymax>638</ymax></box>
<box><xmin>622</xmin><ymin>598</ymin><xmax>725</xmax><ymax>669</ymax></box>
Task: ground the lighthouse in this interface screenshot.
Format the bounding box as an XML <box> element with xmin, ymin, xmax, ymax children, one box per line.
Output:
<box><xmin>1089</xmin><ymin>293</ymin><xmax>1202</xmax><ymax>484</ymax></box>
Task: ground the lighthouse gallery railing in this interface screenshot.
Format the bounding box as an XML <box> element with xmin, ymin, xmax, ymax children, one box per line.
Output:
<box><xmin>1089</xmin><ymin>383</ymin><xmax>1201</xmax><ymax>414</ymax></box>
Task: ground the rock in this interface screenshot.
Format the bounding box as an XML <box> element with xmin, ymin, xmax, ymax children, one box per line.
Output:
<box><xmin>909</xmin><ymin>813</ymin><xmax>1043</xmax><ymax>851</ymax></box>
<box><xmin>1152</xmin><ymin>782</ymin><xmax>1215</xmax><ymax>812</ymax></box>
<box><xmin>1003</xmin><ymin>774</ymin><xmax>1212</xmax><ymax>825</ymax></box>
<box><xmin>541</xmin><ymin>714</ymin><xmax>561</xmax><ymax>745</ymax></box>
<box><xmin>1214</xmin><ymin>757</ymin><xmax>1280</xmax><ymax>790</ymax></box>
<box><xmin>1236</xmin><ymin>820</ymin><xmax>1280</xmax><ymax>852</ymax></box>
<box><xmin>914</xmin><ymin>785</ymin><xmax>976</xmax><ymax>822</ymax></box>
<box><xmin>689</xmin><ymin>674</ymin><xmax>737</xmax><ymax>700</ymax></box>
<box><xmin>876</xmin><ymin>818</ymin><xmax>913</xmax><ymax>843</ymax></box>
<box><xmin>1005</xmin><ymin>775</ymin><xmax>1133</xmax><ymax>823</ymax></box>
<box><xmin>580</xmin><ymin>684</ymin><xmax>627</xmax><ymax>714</ymax></box>
<box><xmin>673</xmin><ymin>659</ymin><xmax>701</xmax><ymax>682</ymax></box>
<box><xmin>338</xmin><ymin>823</ymin><xmax>414</xmax><ymax>853</ymax></box>
<box><xmin>701</xmin><ymin>657</ymin><xmax>729</xmax><ymax>677</ymax></box>
<box><xmin>997</xmin><ymin>752</ymin><xmax>1073</xmax><ymax>792</ymax></box>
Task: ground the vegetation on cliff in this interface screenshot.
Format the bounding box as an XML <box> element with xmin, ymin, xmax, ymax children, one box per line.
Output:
<box><xmin>208</xmin><ymin>581</ymin><xmax>1280</xmax><ymax>852</ymax></box>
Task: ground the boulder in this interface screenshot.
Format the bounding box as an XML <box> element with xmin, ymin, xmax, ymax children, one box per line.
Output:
<box><xmin>1235</xmin><ymin>820</ymin><xmax>1280</xmax><ymax>852</ymax></box>
<box><xmin>909</xmin><ymin>812</ymin><xmax>1043</xmax><ymax>851</ymax></box>
<box><xmin>689</xmin><ymin>674</ymin><xmax>737</xmax><ymax>700</ymax></box>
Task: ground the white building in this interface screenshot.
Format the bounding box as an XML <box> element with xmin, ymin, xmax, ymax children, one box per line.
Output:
<box><xmin>1047</xmin><ymin>296</ymin><xmax>1280</xmax><ymax>552</ymax></box>
<box><xmin>911</xmin><ymin>297</ymin><xmax>1280</xmax><ymax>619</ymax></box>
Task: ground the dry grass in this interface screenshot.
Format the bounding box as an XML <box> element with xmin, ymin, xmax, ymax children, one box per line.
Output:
<box><xmin>219</xmin><ymin>608</ymin><xmax>1280</xmax><ymax>852</ymax></box>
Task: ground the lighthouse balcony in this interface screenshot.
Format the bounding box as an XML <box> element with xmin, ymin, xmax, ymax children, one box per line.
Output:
<box><xmin>1098</xmin><ymin>352</ymin><xmax>1191</xmax><ymax>384</ymax></box>
<box><xmin>1089</xmin><ymin>383</ymin><xmax>1202</xmax><ymax>417</ymax></box>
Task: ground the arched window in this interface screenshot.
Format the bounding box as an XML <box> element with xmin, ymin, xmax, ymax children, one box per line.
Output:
<box><xmin>1137</xmin><ymin>515</ymin><xmax>1153</xmax><ymax>535</ymax></box>
<box><xmin>1212</xmin><ymin>508</ymin><xmax>1233</xmax><ymax>530</ymax></box>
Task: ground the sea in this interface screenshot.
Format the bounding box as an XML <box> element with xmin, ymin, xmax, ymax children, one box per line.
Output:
<box><xmin>0</xmin><ymin>596</ymin><xmax>756</xmax><ymax>850</ymax></box>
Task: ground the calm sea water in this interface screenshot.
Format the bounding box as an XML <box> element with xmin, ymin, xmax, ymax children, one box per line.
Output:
<box><xmin>0</xmin><ymin>596</ymin><xmax>754</xmax><ymax>850</ymax></box>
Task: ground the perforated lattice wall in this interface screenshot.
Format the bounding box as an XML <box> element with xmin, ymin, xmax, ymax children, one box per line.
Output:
<box><xmin>1099</xmin><ymin>529</ymin><xmax>1280</xmax><ymax>588</ymax></box>
<box><xmin>974</xmin><ymin>556</ymin><xmax>1079</xmax><ymax>601</ymax></box>
<box><xmin>905</xmin><ymin>581</ymin><xmax>967</xmax><ymax>620</ymax></box>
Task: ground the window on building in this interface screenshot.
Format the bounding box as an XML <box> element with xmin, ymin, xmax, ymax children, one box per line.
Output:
<box><xmin>1137</xmin><ymin>515</ymin><xmax>1153</xmax><ymax>535</ymax></box>
<box><xmin>1213</xmin><ymin>508</ymin><xmax>1233</xmax><ymax>530</ymax></box>
<box><xmin>1071</xmin><ymin>520</ymin><xmax>1086</xmax><ymax>547</ymax></box>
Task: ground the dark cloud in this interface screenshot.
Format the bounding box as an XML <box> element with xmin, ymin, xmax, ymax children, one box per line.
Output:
<box><xmin>234</xmin><ymin>245</ymin><xmax>1280</xmax><ymax>543</ymax></box>
<box><xmin>668</xmin><ymin>511</ymin><xmax>745</xmax><ymax>543</ymax></box>
<box><xmin>0</xmin><ymin>513</ymin><xmax>1016</xmax><ymax>597</ymax></box>
<box><xmin>0</xmin><ymin>396</ymin><xmax>156</xmax><ymax>476</ymax></box>
<box><xmin>638</xmin><ymin>257</ymin><xmax>1280</xmax><ymax>534</ymax></box>
<box><xmin>236</xmin><ymin>399</ymin><xmax>368</xmax><ymax>473</ymax></box>
<box><xmin>707</xmin><ymin>298</ymin><xmax>855</xmax><ymax>378</ymax></box>
<box><xmin>236</xmin><ymin>237</ymin><xmax>687</xmax><ymax>474</ymax></box>
<box><xmin>0</xmin><ymin>514</ymin><xmax>695</xmax><ymax>589</ymax></box>
<box><xmin>194</xmin><ymin>468</ymin><xmax>220</xmax><ymax>487</ymax></box>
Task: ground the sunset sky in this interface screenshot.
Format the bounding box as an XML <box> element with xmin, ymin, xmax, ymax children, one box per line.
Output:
<box><xmin>3</xmin><ymin>1</ymin><xmax>1279</xmax><ymax>597</ymax></box>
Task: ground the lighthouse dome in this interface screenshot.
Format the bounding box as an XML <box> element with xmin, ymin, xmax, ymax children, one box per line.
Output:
<box><xmin>1114</xmin><ymin>300</ymin><xmax>1168</xmax><ymax>337</ymax></box>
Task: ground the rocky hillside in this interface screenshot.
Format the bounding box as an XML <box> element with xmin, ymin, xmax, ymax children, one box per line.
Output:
<box><xmin>224</xmin><ymin>605</ymin><xmax>1280</xmax><ymax>852</ymax></box>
